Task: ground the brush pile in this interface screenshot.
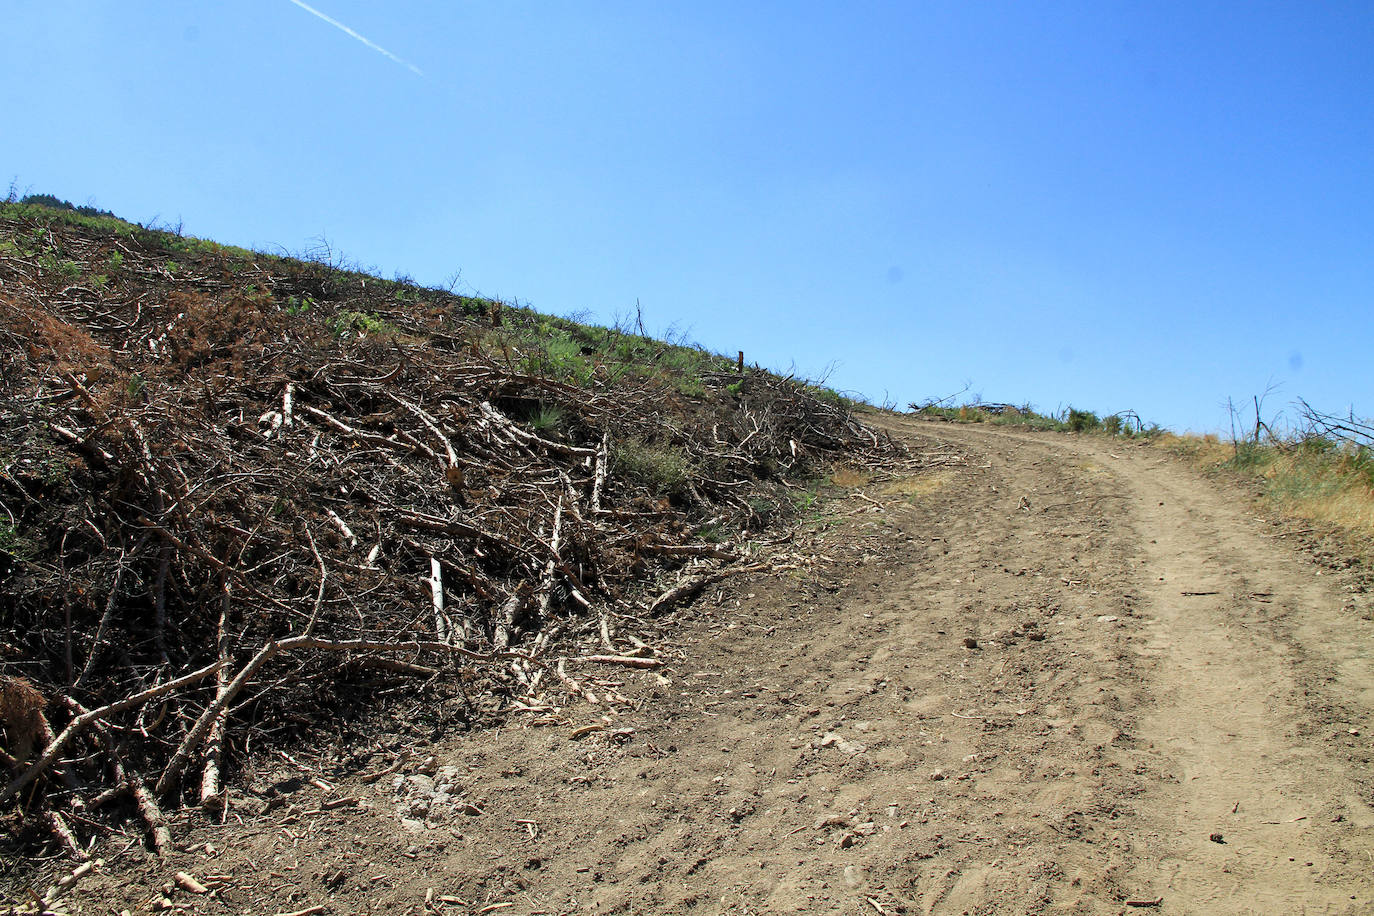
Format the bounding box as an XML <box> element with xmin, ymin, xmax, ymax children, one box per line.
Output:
<box><xmin>0</xmin><ymin>204</ymin><xmax>902</xmax><ymax>856</ymax></box>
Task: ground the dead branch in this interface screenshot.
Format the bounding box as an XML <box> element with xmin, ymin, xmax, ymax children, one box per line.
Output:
<box><xmin>577</xmin><ymin>654</ymin><xmax>663</xmax><ymax>669</ymax></box>
<box><xmin>1</xmin><ymin>661</ymin><xmax>228</xmax><ymax>807</ymax></box>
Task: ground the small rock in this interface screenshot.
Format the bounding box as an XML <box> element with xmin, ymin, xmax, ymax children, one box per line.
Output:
<box><xmin>843</xmin><ymin>865</ymin><xmax>866</xmax><ymax>889</ymax></box>
<box><xmin>1209</xmin><ymin>833</ymin><xmax>1225</xmax><ymax>844</ymax></box>
<box><xmin>819</xmin><ymin>732</ymin><xmax>867</xmax><ymax>755</ymax></box>
<box><xmin>930</xmin><ymin>770</ymin><xmax>945</xmax><ymax>781</ymax></box>
<box><xmin>962</xmin><ymin>636</ymin><xmax>979</xmax><ymax>649</ymax></box>
<box><xmin>405</xmin><ymin>774</ymin><xmax>436</xmax><ymax>796</ymax></box>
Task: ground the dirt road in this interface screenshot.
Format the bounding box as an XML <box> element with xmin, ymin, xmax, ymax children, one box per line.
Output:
<box><xmin>66</xmin><ymin>417</ymin><xmax>1374</xmax><ymax>915</ymax></box>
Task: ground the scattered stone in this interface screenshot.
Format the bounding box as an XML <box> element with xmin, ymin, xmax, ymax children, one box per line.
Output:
<box><xmin>963</xmin><ymin>636</ymin><xmax>980</xmax><ymax>649</ymax></box>
<box><xmin>819</xmin><ymin>733</ymin><xmax>867</xmax><ymax>755</ymax></box>
<box><xmin>393</xmin><ymin>766</ymin><xmax>469</xmax><ymax>824</ymax></box>
<box><xmin>1209</xmin><ymin>833</ymin><xmax>1225</xmax><ymax>844</ymax></box>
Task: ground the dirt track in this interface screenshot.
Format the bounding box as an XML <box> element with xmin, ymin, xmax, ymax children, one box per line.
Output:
<box><xmin>61</xmin><ymin>417</ymin><xmax>1374</xmax><ymax>915</ymax></box>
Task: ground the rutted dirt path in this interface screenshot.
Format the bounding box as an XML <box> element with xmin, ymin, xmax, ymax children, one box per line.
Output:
<box><xmin>64</xmin><ymin>416</ymin><xmax>1374</xmax><ymax>915</ymax></box>
<box><xmin>915</xmin><ymin>421</ymin><xmax>1374</xmax><ymax>914</ymax></box>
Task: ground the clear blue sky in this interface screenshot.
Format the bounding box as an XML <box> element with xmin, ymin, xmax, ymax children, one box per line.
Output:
<box><xmin>6</xmin><ymin>1</ymin><xmax>1371</xmax><ymax>433</ymax></box>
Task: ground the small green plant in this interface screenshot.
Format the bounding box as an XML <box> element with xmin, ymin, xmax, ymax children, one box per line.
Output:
<box><xmin>284</xmin><ymin>295</ymin><xmax>314</xmax><ymax>316</ymax></box>
<box><xmin>37</xmin><ymin>254</ymin><xmax>83</xmax><ymax>282</ymax></box>
<box><xmin>697</xmin><ymin>522</ymin><xmax>724</xmax><ymax>543</ymax></box>
<box><xmin>328</xmin><ymin>310</ymin><xmax>393</xmax><ymax>337</ymax></box>
<box><xmin>42</xmin><ymin>456</ymin><xmax>70</xmax><ymax>488</ymax></box>
<box><xmin>529</xmin><ymin>404</ymin><xmax>564</xmax><ymax>434</ymax></box>
<box><xmin>677</xmin><ymin>378</ymin><xmax>706</xmax><ymax>398</ymax></box>
<box><xmin>746</xmin><ymin>496</ymin><xmax>779</xmax><ymax>526</ymax></box>
<box><xmin>127</xmin><ymin>373</ymin><xmax>146</xmax><ymax>399</ymax></box>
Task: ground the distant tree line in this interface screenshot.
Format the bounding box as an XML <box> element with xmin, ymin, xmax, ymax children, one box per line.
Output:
<box><xmin>20</xmin><ymin>193</ymin><xmax>119</xmax><ymax>220</ymax></box>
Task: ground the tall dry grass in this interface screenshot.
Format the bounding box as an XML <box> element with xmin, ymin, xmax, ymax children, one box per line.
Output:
<box><xmin>1161</xmin><ymin>432</ymin><xmax>1374</xmax><ymax>552</ymax></box>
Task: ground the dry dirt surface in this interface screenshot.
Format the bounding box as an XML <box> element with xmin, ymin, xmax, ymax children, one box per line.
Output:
<box><xmin>27</xmin><ymin>416</ymin><xmax>1374</xmax><ymax>915</ymax></box>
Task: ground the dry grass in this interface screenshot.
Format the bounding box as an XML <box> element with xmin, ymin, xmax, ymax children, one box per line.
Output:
<box><xmin>829</xmin><ymin>465</ymin><xmax>874</xmax><ymax>489</ymax></box>
<box><xmin>1262</xmin><ymin>451</ymin><xmax>1374</xmax><ymax>540</ymax></box>
<box><xmin>1161</xmin><ymin>433</ymin><xmax>1374</xmax><ymax>555</ymax></box>
<box><xmin>883</xmin><ymin>469</ymin><xmax>955</xmax><ymax>500</ymax></box>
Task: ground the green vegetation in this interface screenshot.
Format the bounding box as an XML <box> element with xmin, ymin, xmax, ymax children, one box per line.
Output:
<box><xmin>328</xmin><ymin>309</ymin><xmax>394</xmax><ymax>338</ymax></box>
<box><xmin>0</xmin><ymin>520</ymin><xmax>17</xmax><ymax>554</ymax></box>
<box><xmin>284</xmin><ymin>295</ymin><xmax>314</xmax><ymax>315</ymax></box>
<box><xmin>17</xmin><ymin>193</ymin><xmax>119</xmax><ymax>221</ymax></box>
<box><xmin>529</xmin><ymin>404</ymin><xmax>564</xmax><ymax>434</ymax></box>
<box><xmin>909</xmin><ymin>400</ymin><xmax>1163</xmax><ymax>438</ymax></box>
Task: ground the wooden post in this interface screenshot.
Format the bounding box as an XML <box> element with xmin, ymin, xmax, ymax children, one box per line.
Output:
<box><xmin>737</xmin><ymin>351</ymin><xmax>744</xmax><ymax>372</ymax></box>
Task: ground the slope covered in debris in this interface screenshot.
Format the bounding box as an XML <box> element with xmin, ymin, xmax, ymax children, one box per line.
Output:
<box><xmin>0</xmin><ymin>200</ymin><xmax>901</xmax><ymax>856</ymax></box>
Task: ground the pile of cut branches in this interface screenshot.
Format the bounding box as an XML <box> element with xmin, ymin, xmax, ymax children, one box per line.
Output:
<box><xmin>0</xmin><ymin>203</ymin><xmax>902</xmax><ymax>856</ymax></box>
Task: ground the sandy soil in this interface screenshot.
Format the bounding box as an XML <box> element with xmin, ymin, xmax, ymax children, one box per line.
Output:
<box><xmin>23</xmin><ymin>416</ymin><xmax>1374</xmax><ymax>915</ymax></box>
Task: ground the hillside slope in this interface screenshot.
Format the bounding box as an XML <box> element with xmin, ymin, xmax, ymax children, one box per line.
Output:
<box><xmin>19</xmin><ymin>415</ymin><xmax>1373</xmax><ymax>915</ymax></box>
<box><xmin>0</xmin><ymin>201</ymin><xmax>902</xmax><ymax>862</ymax></box>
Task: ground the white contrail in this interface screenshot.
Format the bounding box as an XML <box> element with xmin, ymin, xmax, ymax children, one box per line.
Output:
<box><xmin>285</xmin><ymin>0</ymin><xmax>423</xmax><ymax>76</ymax></box>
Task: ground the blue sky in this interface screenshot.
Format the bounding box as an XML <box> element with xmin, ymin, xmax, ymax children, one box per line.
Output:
<box><xmin>5</xmin><ymin>1</ymin><xmax>1371</xmax><ymax>433</ymax></box>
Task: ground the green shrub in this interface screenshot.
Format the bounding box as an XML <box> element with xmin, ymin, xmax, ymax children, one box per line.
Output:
<box><xmin>1066</xmin><ymin>408</ymin><xmax>1101</xmax><ymax>432</ymax></box>
<box><xmin>677</xmin><ymin>378</ymin><xmax>706</xmax><ymax>398</ymax></box>
<box><xmin>328</xmin><ymin>310</ymin><xmax>392</xmax><ymax>337</ymax></box>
